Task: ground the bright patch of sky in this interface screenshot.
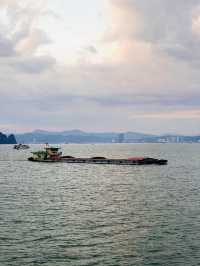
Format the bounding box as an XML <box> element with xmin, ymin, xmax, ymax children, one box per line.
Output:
<box><xmin>37</xmin><ymin>0</ymin><xmax>107</xmax><ymax>64</ymax></box>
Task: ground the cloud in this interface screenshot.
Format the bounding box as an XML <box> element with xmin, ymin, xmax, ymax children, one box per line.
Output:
<box><xmin>0</xmin><ymin>0</ymin><xmax>17</xmax><ymax>7</ymax></box>
<box><xmin>103</xmin><ymin>0</ymin><xmax>142</xmax><ymax>42</ymax></box>
<box><xmin>0</xmin><ymin>35</ymin><xmax>16</xmax><ymax>57</ymax></box>
<box><xmin>0</xmin><ymin>0</ymin><xmax>55</xmax><ymax>74</ymax></box>
<box><xmin>1</xmin><ymin>0</ymin><xmax>200</xmax><ymax>134</ymax></box>
<box><xmin>84</xmin><ymin>45</ymin><xmax>98</xmax><ymax>54</ymax></box>
<box><xmin>109</xmin><ymin>0</ymin><xmax>200</xmax><ymax>65</ymax></box>
<box><xmin>92</xmin><ymin>0</ymin><xmax>200</xmax><ymax>97</ymax></box>
<box><xmin>0</xmin><ymin>0</ymin><xmax>52</xmax><ymax>56</ymax></box>
<box><xmin>130</xmin><ymin>109</ymin><xmax>200</xmax><ymax>119</ymax></box>
<box><xmin>15</xmin><ymin>29</ymin><xmax>51</xmax><ymax>55</ymax></box>
<box><xmin>13</xmin><ymin>55</ymin><xmax>56</xmax><ymax>73</ymax></box>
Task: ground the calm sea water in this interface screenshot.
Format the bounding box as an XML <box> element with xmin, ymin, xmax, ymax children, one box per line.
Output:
<box><xmin>0</xmin><ymin>144</ymin><xmax>200</xmax><ymax>266</ymax></box>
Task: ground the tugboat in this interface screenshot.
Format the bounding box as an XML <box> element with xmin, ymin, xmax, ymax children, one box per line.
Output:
<box><xmin>28</xmin><ymin>146</ymin><xmax>168</xmax><ymax>165</ymax></box>
<box><xmin>29</xmin><ymin>147</ymin><xmax>62</xmax><ymax>161</ymax></box>
<box><xmin>14</xmin><ymin>143</ymin><xmax>30</xmax><ymax>150</ymax></box>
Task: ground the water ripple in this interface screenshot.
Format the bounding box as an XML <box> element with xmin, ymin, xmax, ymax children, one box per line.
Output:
<box><xmin>0</xmin><ymin>144</ymin><xmax>200</xmax><ymax>266</ymax></box>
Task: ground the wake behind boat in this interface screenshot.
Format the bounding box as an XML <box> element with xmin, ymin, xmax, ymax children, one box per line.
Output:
<box><xmin>28</xmin><ymin>146</ymin><xmax>168</xmax><ymax>165</ymax></box>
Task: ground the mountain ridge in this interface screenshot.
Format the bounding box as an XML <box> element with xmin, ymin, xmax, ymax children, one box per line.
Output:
<box><xmin>15</xmin><ymin>129</ymin><xmax>200</xmax><ymax>144</ymax></box>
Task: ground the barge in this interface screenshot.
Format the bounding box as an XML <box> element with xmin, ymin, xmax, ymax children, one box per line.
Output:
<box><xmin>28</xmin><ymin>147</ymin><xmax>168</xmax><ymax>165</ymax></box>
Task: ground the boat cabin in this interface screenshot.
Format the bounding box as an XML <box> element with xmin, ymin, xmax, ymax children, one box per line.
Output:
<box><xmin>31</xmin><ymin>147</ymin><xmax>62</xmax><ymax>161</ymax></box>
<box><xmin>45</xmin><ymin>147</ymin><xmax>61</xmax><ymax>157</ymax></box>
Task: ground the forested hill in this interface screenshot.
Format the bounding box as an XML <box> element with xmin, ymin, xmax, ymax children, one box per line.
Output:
<box><xmin>0</xmin><ymin>132</ymin><xmax>17</xmax><ymax>144</ymax></box>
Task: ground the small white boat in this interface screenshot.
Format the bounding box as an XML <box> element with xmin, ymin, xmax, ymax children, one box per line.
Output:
<box><xmin>13</xmin><ymin>144</ymin><xmax>30</xmax><ymax>150</ymax></box>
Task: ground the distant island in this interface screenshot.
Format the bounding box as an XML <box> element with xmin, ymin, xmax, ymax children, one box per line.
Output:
<box><xmin>15</xmin><ymin>129</ymin><xmax>200</xmax><ymax>144</ymax></box>
<box><xmin>0</xmin><ymin>132</ymin><xmax>17</xmax><ymax>144</ymax></box>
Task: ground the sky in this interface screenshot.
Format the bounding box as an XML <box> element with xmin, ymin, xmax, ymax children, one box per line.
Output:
<box><xmin>0</xmin><ymin>0</ymin><xmax>200</xmax><ymax>135</ymax></box>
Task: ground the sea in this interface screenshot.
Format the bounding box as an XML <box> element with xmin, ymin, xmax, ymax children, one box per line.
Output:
<box><xmin>0</xmin><ymin>143</ymin><xmax>200</xmax><ymax>266</ymax></box>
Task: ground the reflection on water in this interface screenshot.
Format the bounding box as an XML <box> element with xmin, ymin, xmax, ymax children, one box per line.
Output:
<box><xmin>0</xmin><ymin>144</ymin><xmax>200</xmax><ymax>266</ymax></box>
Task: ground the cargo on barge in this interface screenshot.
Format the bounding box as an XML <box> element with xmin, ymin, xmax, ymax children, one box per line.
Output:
<box><xmin>28</xmin><ymin>147</ymin><xmax>168</xmax><ymax>165</ymax></box>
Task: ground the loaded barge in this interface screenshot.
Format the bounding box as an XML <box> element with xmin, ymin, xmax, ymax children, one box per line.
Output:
<box><xmin>28</xmin><ymin>147</ymin><xmax>168</xmax><ymax>165</ymax></box>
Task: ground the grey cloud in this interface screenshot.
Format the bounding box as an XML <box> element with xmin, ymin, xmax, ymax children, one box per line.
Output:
<box><xmin>163</xmin><ymin>45</ymin><xmax>199</xmax><ymax>63</ymax></box>
<box><xmin>0</xmin><ymin>1</ymin><xmax>52</xmax><ymax>56</ymax></box>
<box><xmin>13</xmin><ymin>56</ymin><xmax>56</xmax><ymax>73</ymax></box>
<box><xmin>111</xmin><ymin>0</ymin><xmax>200</xmax><ymax>63</ymax></box>
<box><xmin>1</xmin><ymin>90</ymin><xmax>200</xmax><ymax>134</ymax></box>
<box><xmin>85</xmin><ymin>46</ymin><xmax>98</xmax><ymax>54</ymax></box>
<box><xmin>132</xmin><ymin>0</ymin><xmax>197</xmax><ymax>40</ymax></box>
<box><xmin>85</xmin><ymin>93</ymin><xmax>200</xmax><ymax>108</ymax></box>
<box><xmin>14</xmin><ymin>28</ymin><xmax>51</xmax><ymax>49</ymax></box>
<box><xmin>0</xmin><ymin>35</ymin><xmax>16</xmax><ymax>57</ymax></box>
<box><xmin>17</xmin><ymin>91</ymin><xmax>200</xmax><ymax>111</ymax></box>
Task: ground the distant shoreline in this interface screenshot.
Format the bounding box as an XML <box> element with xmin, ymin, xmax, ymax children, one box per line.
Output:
<box><xmin>15</xmin><ymin>130</ymin><xmax>200</xmax><ymax>144</ymax></box>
